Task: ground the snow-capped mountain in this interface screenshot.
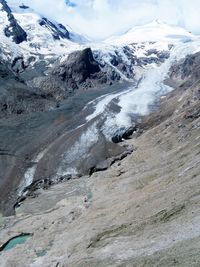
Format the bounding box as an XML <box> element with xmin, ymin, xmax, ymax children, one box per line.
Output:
<box><xmin>0</xmin><ymin>0</ymin><xmax>83</xmax><ymax>64</ymax></box>
<box><xmin>105</xmin><ymin>20</ymin><xmax>194</xmax><ymax>45</ymax></box>
<box><xmin>0</xmin><ymin>0</ymin><xmax>196</xmax><ymax>77</ymax></box>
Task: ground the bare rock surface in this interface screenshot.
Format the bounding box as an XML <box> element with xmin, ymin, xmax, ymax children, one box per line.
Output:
<box><xmin>0</xmin><ymin>67</ymin><xmax>200</xmax><ymax>266</ymax></box>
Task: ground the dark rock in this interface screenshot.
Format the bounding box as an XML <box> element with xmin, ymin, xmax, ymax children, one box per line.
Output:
<box><xmin>59</xmin><ymin>174</ymin><xmax>72</xmax><ymax>181</ymax></box>
<box><xmin>145</xmin><ymin>49</ymin><xmax>157</xmax><ymax>56</ymax></box>
<box><xmin>112</xmin><ymin>149</ymin><xmax>133</xmax><ymax>162</ymax></box>
<box><xmin>17</xmin><ymin>174</ymin><xmax>74</xmax><ymax>202</ymax></box>
<box><xmin>94</xmin><ymin>159</ymin><xmax>113</xmax><ymax>173</ymax></box>
<box><xmin>184</xmin><ymin>109</ymin><xmax>200</xmax><ymax>120</ymax></box>
<box><xmin>11</xmin><ymin>57</ymin><xmax>27</xmax><ymax>73</ymax></box>
<box><xmin>13</xmin><ymin>196</ymin><xmax>26</xmax><ymax>209</ymax></box>
<box><xmin>112</xmin><ymin>134</ymin><xmax>123</xmax><ymax>144</ymax></box>
<box><xmin>88</xmin><ymin>147</ymin><xmax>134</xmax><ymax>176</ymax></box>
<box><xmin>19</xmin><ymin>4</ymin><xmax>29</xmax><ymax>9</ymax></box>
<box><xmin>110</xmin><ymin>55</ymin><xmax>119</xmax><ymax>66</ymax></box>
<box><xmin>0</xmin><ymin>60</ymin><xmax>13</xmax><ymax>79</ymax></box>
<box><xmin>112</xmin><ymin>126</ymin><xmax>137</xmax><ymax>143</ymax></box>
<box><xmin>53</xmin><ymin>48</ymin><xmax>100</xmax><ymax>83</ymax></box>
<box><xmin>122</xmin><ymin>126</ymin><xmax>137</xmax><ymax>139</ymax></box>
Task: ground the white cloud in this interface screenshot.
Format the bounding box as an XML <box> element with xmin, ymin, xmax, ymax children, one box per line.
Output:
<box><xmin>12</xmin><ymin>0</ymin><xmax>200</xmax><ymax>40</ymax></box>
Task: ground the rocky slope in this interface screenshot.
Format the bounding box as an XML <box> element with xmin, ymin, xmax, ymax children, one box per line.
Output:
<box><xmin>0</xmin><ymin>51</ymin><xmax>200</xmax><ymax>266</ymax></box>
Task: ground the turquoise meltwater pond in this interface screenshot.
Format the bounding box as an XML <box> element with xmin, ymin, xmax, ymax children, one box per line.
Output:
<box><xmin>1</xmin><ymin>234</ymin><xmax>32</xmax><ymax>251</ymax></box>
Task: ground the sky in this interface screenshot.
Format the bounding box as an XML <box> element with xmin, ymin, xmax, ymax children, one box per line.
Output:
<box><xmin>20</xmin><ymin>0</ymin><xmax>200</xmax><ymax>40</ymax></box>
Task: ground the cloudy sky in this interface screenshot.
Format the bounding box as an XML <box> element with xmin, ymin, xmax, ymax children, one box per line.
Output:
<box><xmin>20</xmin><ymin>0</ymin><xmax>200</xmax><ymax>40</ymax></box>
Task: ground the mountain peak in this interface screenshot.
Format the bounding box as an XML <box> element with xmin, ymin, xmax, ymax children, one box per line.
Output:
<box><xmin>105</xmin><ymin>21</ymin><xmax>194</xmax><ymax>45</ymax></box>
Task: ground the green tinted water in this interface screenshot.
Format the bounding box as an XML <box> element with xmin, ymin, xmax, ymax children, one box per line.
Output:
<box><xmin>2</xmin><ymin>234</ymin><xmax>31</xmax><ymax>251</ymax></box>
<box><xmin>36</xmin><ymin>250</ymin><xmax>47</xmax><ymax>257</ymax></box>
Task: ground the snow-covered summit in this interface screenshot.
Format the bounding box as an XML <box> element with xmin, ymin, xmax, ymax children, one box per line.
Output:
<box><xmin>105</xmin><ymin>20</ymin><xmax>194</xmax><ymax>45</ymax></box>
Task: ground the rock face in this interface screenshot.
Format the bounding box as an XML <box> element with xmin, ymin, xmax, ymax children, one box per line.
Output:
<box><xmin>52</xmin><ymin>48</ymin><xmax>101</xmax><ymax>89</ymax></box>
<box><xmin>0</xmin><ymin>0</ymin><xmax>27</xmax><ymax>44</ymax></box>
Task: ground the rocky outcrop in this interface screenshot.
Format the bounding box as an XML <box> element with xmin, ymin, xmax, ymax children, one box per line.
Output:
<box><xmin>111</xmin><ymin>126</ymin><xmax>138</xmax><ymax>143</ymax></box>
<box><xmin>52</xmin><ymin>48</ymin><xmax>101</xmax><ymax>88</ymax></box>
<box><xmin>0</xmin><ymin>0</ymin><xmax>27</xmax><ymax>44</ymax></box>
<box><xmin>30</xmin><ymin>48</ymin><xmax>121</xmax><ymax>100</ymax></box>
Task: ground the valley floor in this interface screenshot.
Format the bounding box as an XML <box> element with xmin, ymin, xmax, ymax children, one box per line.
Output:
<box><xmin>0</xmin><ymin>80</ymin><xmax>200</xmax><ymax>266</ymax></box>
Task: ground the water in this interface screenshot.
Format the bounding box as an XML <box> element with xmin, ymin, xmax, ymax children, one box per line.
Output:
<box><xmin>0</xmin><ymin>234</ymin><xmax>32</xmax><ymax>251</ymax></box>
